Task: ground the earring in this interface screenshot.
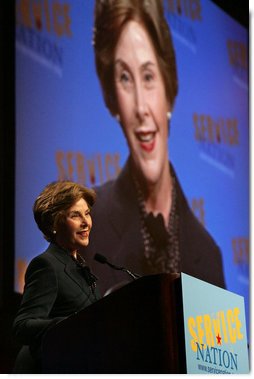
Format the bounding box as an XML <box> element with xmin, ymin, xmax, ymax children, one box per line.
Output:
<box><xmin>53</xmin><ymin>230</ymin><xmax>56</xmax><ymax>235</ymax></box>
<box><xmin>115</xmin><ymin>114</ymin><xmax>120</xmax><ymax>123</ymax></box>
<box><xmin>167</xmin><ymin>112</ymin><xmax>172</xmax><ymax>121</ymax></box>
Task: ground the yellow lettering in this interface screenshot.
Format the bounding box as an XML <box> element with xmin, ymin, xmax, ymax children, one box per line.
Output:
<box><xmin>43</xmin><ymin>0</ymin><xmax>51</xmax><ymax>33</ymax></box>
<box><xmin>63</xmin><ymin>3</ymin><xmax>72</xmax><ymax>36</ymax></box>
<box><xmin>188</xmin><ymin>308</ymin><xmax>244</xmax><ymax>350</ymax></box>
<box><xmin>190</xmin><ymin>0</ymin><xmax>202</xmax><ymax>21</ymax></box>
<box><xmin>66</xmin><ymin>151</ymin><xmax>74</xmax><ymax>180</ymax></box>
<box><xmin>212</xmin><ymin>314</ymin><xmax>222</xmax><ymax>342</ymax></box>
<box><xmin>200</xmin><ymin>114</ymin><xmax>206</xmax><ymax>141</ymax></box>
<box><xmin>240</xmin><ymin>42</ymin><xmax>247</xmax><ymax>69</ymax></box>
<box><xmin>228</xmin><ymin>118</ymin><xmax>239</xmax><ymax>145</ymax></box>
<box><xmin>204</xmin><ymin>314</ymin><xmax>214</xmax><ymax>347</ymax></box>
<box><xmin>105</xmin><ymin>153</ymin><xmax>114</xmax><ymax>181</ymax></box>
<box><xmin>219</xmin><ymin>311</ymin><xmax>228</xmax><ymax>343</ymax></box>
<box><xmin>188</xmin><ymin>317</ymin><xmax>198</xmax><ymax>351</ymax></box>
<box><xmin>227</xmin><ymin>40</ymin><xmax>247</xmax><ymax>70</ymax></box>
<box><xmin>166</xmin><ymin>0</ymin><xmax>174</xmax><ymax>13</ymax></box>
<box><xmin>232</xmin><ymin>237</ymin><xmax>249</xmax><ymax>265</ymax></box>
<box><xmin>206</xmin><ymin>115</ymin><xmax>214</xmax><ymax>143</ymax></box>
<box><xmin>113</xmin><ymin>153</ymin><xmax>121</xmax><ymax>176</ymax></box>
<box><xmin>87</xmin><ymin>158</ymin><xmax>96</xmax><ymax>185</ymax></box>
<box><xmin>19</xmin><ymin>0</ymin><xmax>32</xmax><ymax>28</ymax></box>
<box><xmin>76</xmin><ymin>152</ymin><xmax>86</xmax><ymax>185</ymax></box>
<box><xmin>193</xmin><ymin>113</ymin><xmax>200</xmax><ymax>141</ymax></box>
<box><xmin>96</xmin><ymin>154</ymin><xmax>104</xmax><ymax>183</ymax></box>
<box><xmin>55</xmin><ymin>150</ymin><xmax>66</xmax><ymax>181</ymax></box>
<box><xmin>193</xmin><ymin>113</ymin><xmax>239</xmax><ymax>145</ymax></box>
<box><xmin>196</xmin><ymin>315</ymin><xmax>205</xmax><ymax>347</ymax></box>
<box><xmin>32</xmin><ymin>1</ymin><xmax>43</xmax><ymax>30</ymax></box>
<box><xmin>244</xmin><ymin>238</ymin><xmax>249</xmax><ymax>264</ymax></box>
<box><xmin>16</xmin><ymin>0</ymin><xmax>72</xmax><ymax>38</ymax></box>
<box><xmin>227</xmin><ymin>309</ymin><xmax>236</xmax><ymax>343</ymax></box>
<box><xmin>53</xmin><ymin>2</ymin><xmax>65</xmax><ymax>37</ymax></box>
<box><xmin>55</xmin><ymin>151</ymin><xmax>121</xmax><ymax>185</ymax></box>
<box><xmin>234</xmin><ymin>307</ymin><xmax>244</xmax><ymax>340</ymax></box>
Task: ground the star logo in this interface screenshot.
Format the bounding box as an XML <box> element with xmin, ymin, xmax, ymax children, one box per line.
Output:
<box><xmin>216</xmin><ymin>333</ymin><xmax>222</xmax><ymax>345</ymax></box>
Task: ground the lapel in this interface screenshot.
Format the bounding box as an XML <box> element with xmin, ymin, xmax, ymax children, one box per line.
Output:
<box><xmin>96</xmin><ymin>159</ymin><xmax>203</xmax><ymax>274</ymax></box>
<box><xmin>172</xmin><ymin>165</ymin><xmax>202</xmax><ymax>271</ymax></box>
<box><xmin>103</xmin><ymin>159</ymin><xmax>144</xmax><ymax>266</ymax></box>
<box><xmin>47</xmin><ymin>243</ymin><xmax>91</xmax><ymax>296</ymax></box>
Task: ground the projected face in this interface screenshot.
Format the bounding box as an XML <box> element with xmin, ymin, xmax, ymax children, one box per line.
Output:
<box><xmin>55</xmin><ymin>198</ymin><xmax>92</xmax><ymax>254</ymax></box>
<box><xmin>114</xmin><ymin>20</ymin><xmax>170</xmax><ymax>186</ymax></box>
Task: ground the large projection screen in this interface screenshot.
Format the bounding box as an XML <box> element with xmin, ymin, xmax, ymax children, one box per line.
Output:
<box><xmin>15</xmin><ymin>0</ymin><xmax>249</xmax><ymax>338</ymax></box>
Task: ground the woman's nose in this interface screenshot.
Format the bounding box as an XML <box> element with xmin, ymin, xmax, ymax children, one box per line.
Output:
<box><xmin>80</xmin><ymin>215</ymin><xmax>88</xmax><ymax>226</ymax></box>
<box><xmin>135</xmin><ymin>82</ymin><xmax>147</xmax><ymax>123</ymax></box>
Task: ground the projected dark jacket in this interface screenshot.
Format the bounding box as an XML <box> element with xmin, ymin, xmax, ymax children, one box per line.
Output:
<box><xmin>13</xmin><ymin>243</ymin><xmax>100</xmax><ymax>372</ymax></box>
<box><xmin>86</xmin><ymin>158</ymin><xmax>226</xmax><ymax>295</ymax></box>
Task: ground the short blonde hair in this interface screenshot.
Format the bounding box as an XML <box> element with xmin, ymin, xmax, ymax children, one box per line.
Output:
<box><xmin>33</xmin><ymin>181</ymin><xmax>96</xmax><ymax>242</ymax></box>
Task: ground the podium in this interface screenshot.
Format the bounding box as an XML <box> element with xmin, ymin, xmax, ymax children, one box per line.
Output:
<box><xmin>41</xmin><ymin>273</ymin><xmax>249</xmax><ymax>374</ymax></box>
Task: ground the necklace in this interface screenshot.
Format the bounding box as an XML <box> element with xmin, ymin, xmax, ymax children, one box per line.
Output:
<box><xmin>133</xmin><ymin>167</ymin><xmax>180</xmax><ymax>274</ymax></box>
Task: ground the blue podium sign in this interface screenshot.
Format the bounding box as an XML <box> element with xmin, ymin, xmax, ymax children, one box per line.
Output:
<box><xmin>181</xmin><ymin>273</ymin><xmax>249</xmax><ymax>374</ymax></box>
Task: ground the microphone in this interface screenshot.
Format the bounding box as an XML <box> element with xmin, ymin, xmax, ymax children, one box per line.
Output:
<box><xmin>94</xmin><ymin>253</ymin><xmax>141</xmax><ymax>280</ymax></box>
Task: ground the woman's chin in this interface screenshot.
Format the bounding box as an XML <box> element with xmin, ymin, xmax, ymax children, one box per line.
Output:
<box><xmin>140</xmin><ymin>166</ymin><xmax>162</xmax><ymax>185</ymax></box>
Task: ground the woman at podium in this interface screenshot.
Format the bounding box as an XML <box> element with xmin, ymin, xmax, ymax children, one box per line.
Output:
<box><xmin>13</xmin><ymin>181</ymin><xmax>101</xmax><ymax>373</ymax></box>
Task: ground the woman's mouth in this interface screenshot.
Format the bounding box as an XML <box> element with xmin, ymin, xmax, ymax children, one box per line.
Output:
<box><xmin>136</xmin><ymin>131</ymin><xmax>156</xmax><ymax>152</ymax></box>
<box><xmin>77</xmin><ymin>230</ymin><xmax>89</xmax><ymax>239</ymax></box>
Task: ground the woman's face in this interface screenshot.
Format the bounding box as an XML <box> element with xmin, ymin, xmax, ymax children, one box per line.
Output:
<box><xmin>55</xmin><ymin>198</ymin><xmax>92</xmax><ymax>253</ymax></box>
<box><xmin>114</xmin><ymin>20</ymin><xmax>170</xmax><ymax>186</ymax></box>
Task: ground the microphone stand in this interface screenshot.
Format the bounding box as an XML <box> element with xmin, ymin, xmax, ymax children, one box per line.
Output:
<box><xmin>94</xmin><ymin>253</ymin><xmax>141</xmax><ymax>280</ymax></box>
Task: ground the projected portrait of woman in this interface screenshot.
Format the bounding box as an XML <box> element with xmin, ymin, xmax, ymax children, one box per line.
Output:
<box><xmin>86</xmin><ymin>0</ymin><xmax>225</xmax><ymax>294</ymax></box>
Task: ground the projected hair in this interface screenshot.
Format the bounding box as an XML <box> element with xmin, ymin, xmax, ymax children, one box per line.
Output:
<box><xmin>93</xmin><ymin>0</ymin><xmax>178</xmax><ymax>115</ymax></box>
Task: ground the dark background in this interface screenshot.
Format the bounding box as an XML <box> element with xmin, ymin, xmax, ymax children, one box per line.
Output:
<box><xmin>0</xmin><ymin>1</ymin><xmax>249</xmax><ymax>373</ymax></box>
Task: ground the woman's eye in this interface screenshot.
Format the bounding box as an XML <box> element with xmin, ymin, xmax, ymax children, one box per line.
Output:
<box><xmin>143</xmin><ymin>71</ymin><xmax>154</xmax><ymax>84</ymax></box>
<box><xmin>120</xmin><ymin>71</ymin><xmax>130</xmax><ymax>83</ymax></box>
<box><xmin>116</xmin><ymin>69</ymin><xmax>133</xmax><ymax>89</ymax></box>
<box><xmin>69</xmin><ymin>212</ymin><xmax>80</xmax><ymax>219</ymax></box>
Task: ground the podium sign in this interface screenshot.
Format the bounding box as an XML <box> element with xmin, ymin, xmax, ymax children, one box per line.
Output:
<box><xmin>42</xmin><ymin>273</ymin><xmax>249</xmax><ymax>373</ymax></box>
<box><xmin>181</xmin><ymin>273</ymin><xmax>249</xmax><ymax>374</ymax></box>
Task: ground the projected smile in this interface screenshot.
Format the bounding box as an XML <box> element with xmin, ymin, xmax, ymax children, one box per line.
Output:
<box><xmin>136</xmin><ymin>131</ymin><xmax>156</xmax><ymax>152</ymax></box>
<box><xmin>136</xmin><ymin>131</ymin><xmax>155</xmax><ymax>142</ymax></box>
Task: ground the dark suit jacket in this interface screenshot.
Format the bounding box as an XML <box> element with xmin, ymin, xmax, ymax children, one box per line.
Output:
<box><xmin>13</xmin><ymin>243</ymin><xmax>100</xmax><ymax>372</ymax></box>
<box><xmin>86</xmin><ymin>159</ymin><xmax>226</xmax><ymax>295</ymax></box>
